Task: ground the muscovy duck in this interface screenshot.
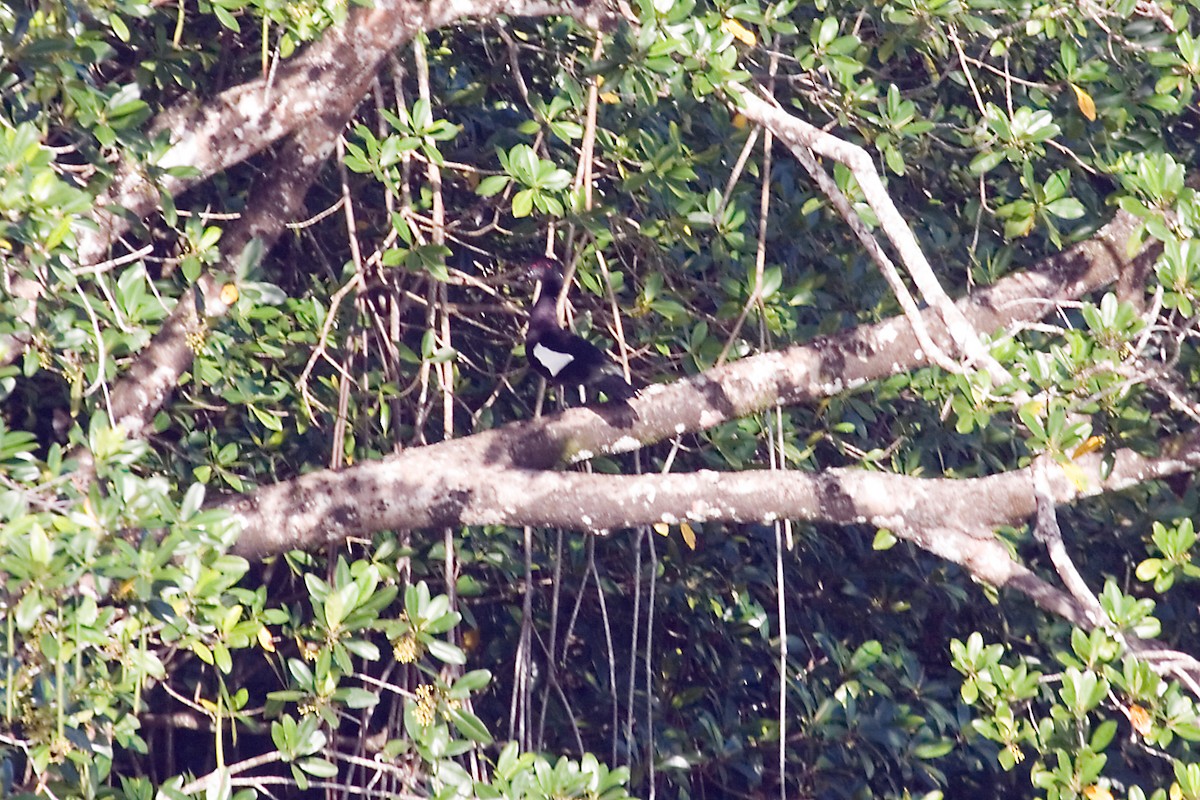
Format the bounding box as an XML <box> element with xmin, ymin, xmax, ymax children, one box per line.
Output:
<box><xmin>525</xmin><ymin>257</ymin><xmax>635</xmax><ymax>402</ymax></box>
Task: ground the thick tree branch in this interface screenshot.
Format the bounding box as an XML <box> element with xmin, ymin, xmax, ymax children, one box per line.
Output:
<box><xmin>221</xmin><ymin>424</ymin><xmax>1200</xmax><ymax>688</ymax></box>
<box><xmin>214</xmin><ymin>199</ymin><xmax>1155</xmax><ymax>561</ymax></box>
<box><xmin>225</xmin><ymin>425</ymin><xmax>1200</xmax><ymax>560</ymax></box>
<box><xmin>103</xmin><ymin>72</ymin><xmax>363</xmax><ymax>443</ymax></box>
<box><xmin>103</xmin><ymin>190</ymin><xmax>1146</xmax><ymax>502</ymax></box>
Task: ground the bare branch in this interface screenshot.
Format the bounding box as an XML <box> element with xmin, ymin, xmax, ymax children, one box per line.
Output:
<box><xmin>223</xmin><ymin>420</ymin><xmax>1200</xmax><ymax>557</ymax></box>
<box><xmin>1032</xmin><ymin>458</ymin><xmax>1106</xmax><ymax>626</ymax></box>
<box><xmin>731</xmin><ymin>86</ymin><xmax>1015</xmax><ymax>387</ymax></box>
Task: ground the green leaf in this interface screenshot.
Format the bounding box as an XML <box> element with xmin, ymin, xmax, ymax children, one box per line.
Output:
<box><xmin>426</xmin><ymin>639</ymin><xmax>466</xmax><ymax>665</ymax></box>
<box><xmin>1045</xmin><ymin>198</ymin><xmax>1086</xmax><ymax>220</ymax></box>
<box><xmin>109</xmin><ymin>13</ymin><xmax>131</xmax><ymax>42</ymax></box>
<box><xmin>28</xmin><ymin>523</ymin><xmax>52</xmax><ymax>565</ymax></box>
<box><xmin>476</xmin><ymin>175</ymin><xmax>511</xmax><ymax>197</ymax></box>
<box><xmin>451</xmin><ymin>669</ymin><xmax>492</xmax><ymax>695</ymax></box>
<box><xmin>337</xmin><ymin>687</ymin><xmax>380</xmax><ymax>709</ymax></box>
<box><xmin>970</xmin><ymin>150</ymin><xmax>1007</xmax><ymax>175</ymax></box>
<box><xmin>912</xmin><ymin>739</ymin><xmax>955</xmax><ymax>759</ymax></box>
<box><xmin>213</xmin><ymin>5</ymin><xmax>240</xmax><ymax>31</ymax></box>
<box><xmin>872</xmin><ymin>529</ymin><xmax>897</xmax><ymax>550</ymax></box>
<box><xmin>449</xmin><ymin>708</ymin><xmax>494</xmax><ymax>744</ymax></box>
<box><xmin>512</xmin><ymin>189</ymin><xmax>535</xmax><ymax>218</ymax></box>
<box><xmin>297</xmin><ymin>758</ymin><xmax>338</xmax><ymax>778</ymax></box>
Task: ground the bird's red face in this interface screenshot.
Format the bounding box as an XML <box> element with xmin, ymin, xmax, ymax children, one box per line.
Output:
<box><xmin>527</xmin><ymin>257</ymin><xmax>560</xmax><ymax>283</ymax></box>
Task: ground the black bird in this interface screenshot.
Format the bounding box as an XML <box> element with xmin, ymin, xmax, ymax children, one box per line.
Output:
<box><xmin>525</xmin><ymin>257</ymin><xmax>635</xmax><ymax>403</ymax></box>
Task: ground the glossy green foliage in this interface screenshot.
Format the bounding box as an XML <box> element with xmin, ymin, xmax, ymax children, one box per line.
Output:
<box><xmin>4</xmin><ymin>0</ymin><xmax>1200</xmax><ymax>797</ymax></box>
<box><xmin>0</xmin><ymin>418</ymin><xmax>248</xmax><ymax>793</ymax></box>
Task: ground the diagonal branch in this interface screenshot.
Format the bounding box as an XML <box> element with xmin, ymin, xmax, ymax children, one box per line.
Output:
<box><xmin>96</xmin><ymin>67</ymin><xmax>361</xmax><ymax>447</ymax></box>
<box><xmin>1032</xmin><ymin>458</ymin><xmax>1106</xmax><ymax>626</ymax></box>
<box><xmin>731</xmin><ymin>86</ymin><xmax>1015</xmax><ymax>388</ymax></box>
<box><xmin>76</xmin><ymin>0</ymin><xmax>618</xmax><ymax>265</ymax></box>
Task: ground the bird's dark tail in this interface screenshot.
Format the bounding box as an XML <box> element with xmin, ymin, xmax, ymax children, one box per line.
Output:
<box><xmin>592</xmin><ymin>371</ymin><xmax>637</xmax><ymax>402</ymax></box>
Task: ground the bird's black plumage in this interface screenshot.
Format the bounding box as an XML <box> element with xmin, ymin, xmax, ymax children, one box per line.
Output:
<box><xmin>525</xmin><ymin>257</ymin><xmax>635</xmax><ymax>402</ymax></box>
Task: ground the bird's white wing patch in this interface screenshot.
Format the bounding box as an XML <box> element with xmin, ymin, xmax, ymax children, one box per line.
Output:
<box><xmin>532</xmin><ymin>343</ymin><xmax>574</xmax><ymax>377</ymax></box>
